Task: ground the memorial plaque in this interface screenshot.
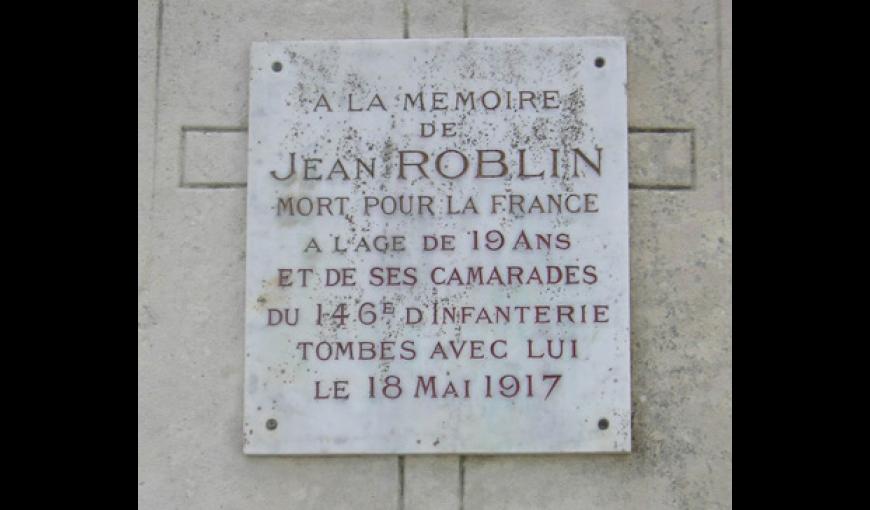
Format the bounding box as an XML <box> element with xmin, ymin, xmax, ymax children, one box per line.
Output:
<box><xmin>244</xmin><ymin>37</ymin><xmax>629</xmax><ymax>454</ymax></box>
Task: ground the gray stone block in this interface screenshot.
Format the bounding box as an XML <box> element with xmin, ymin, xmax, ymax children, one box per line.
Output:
<box><xmin>181</xmin><ymin>128</ymin><xmax>247</xmax><ymax>187</ymax></box>
<box><xmin>629</xmin><ymin>130</ymin><xmax>694</xmax><ymax>189</ymax></box>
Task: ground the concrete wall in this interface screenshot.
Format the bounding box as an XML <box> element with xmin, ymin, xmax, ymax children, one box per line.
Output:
<box><xmin>138</xmin><ymin>1</ymin><xmax>732</xmax><ymax>508</ymax></box>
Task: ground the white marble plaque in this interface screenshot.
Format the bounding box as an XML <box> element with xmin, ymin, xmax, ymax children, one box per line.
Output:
<box><xmin>244</xmin><ymin>37</ymin><xmax>629</xmax><ymax>454</ymax></box>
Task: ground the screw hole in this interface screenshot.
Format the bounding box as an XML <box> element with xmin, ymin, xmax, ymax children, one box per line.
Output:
<box><xmin>598</xmin><ymin>418</ymin><xmax>609</xmax><ymax>430</ymax></box>
<box><xmin>595</xmin><ymin>57</ymin><xmax>606</xmax><ymax>68</ymax></box>
<box><xmin>266</xmin><ymin>418</ymin><xmax>278</xmax><ymax>430</ymax></box>
<box><xmin>271</xmin><ymin>61</ymin><xmax>283</xmax><ymax>72</ymax></box>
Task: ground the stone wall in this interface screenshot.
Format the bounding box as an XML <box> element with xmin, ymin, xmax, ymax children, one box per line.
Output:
<box><xmin>138</xmin><ymin>1</ymin><xmax>732</xmax><ymax>508</ymax></box>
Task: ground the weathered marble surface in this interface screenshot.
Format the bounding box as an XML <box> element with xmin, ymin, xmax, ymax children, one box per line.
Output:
<box><xmin>244</xmin><ymin>38</ymin><xmax>630</xmax><ymax>454</ymax></box>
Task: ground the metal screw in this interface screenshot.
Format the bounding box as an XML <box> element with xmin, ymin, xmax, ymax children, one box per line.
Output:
<box><xmin>271</xmin><ymin>61</ymin><xmax>283</xmax><ymax>72</ymax></box>
<box><xmin>266</xmin><ymin>418</ymin><xmax>278</xmax><ymax>430</ymax></box>
<box><xmin>598</xmin><ymin>418</ymin><xmax>609</xmax><ymax>430</ymax></box>
<box><xmin>595</xmin><ymin>57</ymin><xmax>606</xmax><ymax>68</ymax></box>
